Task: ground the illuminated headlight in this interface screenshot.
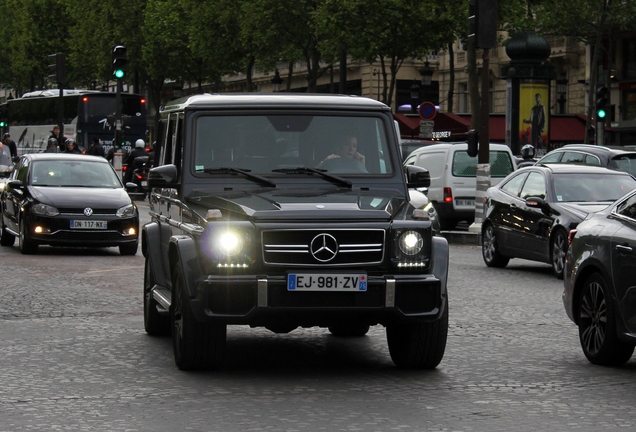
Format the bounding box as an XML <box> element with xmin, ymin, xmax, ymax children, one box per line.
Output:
<box><xmin>215</xmin><ymin>231</ymin><xmax>244</xmax><ymax>257</ymax></box>
<box><xmin>399</xmin><ymin>230</ymin><xmax>424</xmax><ymax>255</ymax></box>
<box><xmin>32</xmin><ymin>203</ymin><xmax>59</xmax><ymax>216</ymax></box>
<box><xmin>116</xmin><ymin>204</ymin><xmax>136</xmax><ymax>218</ymax></box>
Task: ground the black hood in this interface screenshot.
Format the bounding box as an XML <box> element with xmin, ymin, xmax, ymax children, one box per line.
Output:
<box><xmin>186</xmin><ymin>187</ymin><xmax>406</xmax><ymax>221</ymax></box>
<box><xmin>30</xmin><ymin>186</ymin><xmax>133</xmax><ymax>209</ymax></box>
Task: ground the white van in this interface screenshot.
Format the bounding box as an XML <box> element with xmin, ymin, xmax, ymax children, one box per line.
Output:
<box><xmin>404</xmin><ymin>142</ymin><xmax>517</xmax><ymax>230</ymax></box>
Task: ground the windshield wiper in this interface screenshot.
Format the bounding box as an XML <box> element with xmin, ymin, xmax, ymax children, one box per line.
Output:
<box><xmin>272</xmin><ymin>167</ymin><xmax>352</xmax><ymax>188</ymax></box>
<box><xmin>202</xmin><ymin>167</ymin><xmax>276</xmax><ymax>187</ymax></box>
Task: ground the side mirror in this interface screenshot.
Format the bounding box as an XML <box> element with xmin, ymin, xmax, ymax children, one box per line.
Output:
<box><xmin>405</xmin><ymin>165</ymin><xmax>430</xmax><ymax>188</ymax></box>
<box><xmin>147</xmin><ymin>164</ymin><xmax>179</xmax><ymax>188</ymax></box>
<box><xmin>8</xmin><ymin>179</ymin><xmax>23</xmax><ymax>189</ymax></box>
<box><xmin>525</xmin><ymin>196</ymin><xmax>553</xmax><ymax>213</ymax></box>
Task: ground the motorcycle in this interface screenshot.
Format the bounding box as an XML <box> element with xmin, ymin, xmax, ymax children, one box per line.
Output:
<box><xmin>125</xmin><ymin>155</ymin><xmax>150</xmax><ymax>200</ymax></box>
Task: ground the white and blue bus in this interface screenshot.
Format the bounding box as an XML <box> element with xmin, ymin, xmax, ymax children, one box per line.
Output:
<box><xmin>0</xmin><ymin>89</ymin><xmax>147</xmax><ymax>155</ymax></box>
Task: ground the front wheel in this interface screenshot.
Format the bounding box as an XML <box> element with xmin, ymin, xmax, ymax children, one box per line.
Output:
<box><xmin>482</xmin><ymin>223</ymin><xmax>509</xmax><ymax>268</ymax></box>
<box><xmin>172</xmin><ymin>266</ymin><xmax>226</xmax><ymax>370</ymax></box>
<box><xmin>386</xmin><ymin>296</ymin><xmax>448</xmax><ymax>369</ymax></box>
<box><xmin>19</xmin><ymin>218</ymin><xmax>37</xmax><ymax>255</ymax></box>
<box><xmin>551</xmin><ymin>229</ymin><xmax>567</xmax><ymax>279</ymax></box>
<box><xmin>578</xmin><ymin>273</ymin><xmax>634</xmax><ymax>366</ymax></box>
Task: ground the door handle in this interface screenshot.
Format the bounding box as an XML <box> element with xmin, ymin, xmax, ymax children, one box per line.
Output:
<box><xmin>616</xmin><ymin>244</ymin><xmax>633</xmax><ymax>254</ymax></box>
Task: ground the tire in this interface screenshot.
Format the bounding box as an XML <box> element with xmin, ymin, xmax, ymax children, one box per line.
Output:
<box><xmin>482</xmin><ymin>223</ymin><xmax>509</xmax><ymax>268</ymax></box>
<box><xmin>18</xmin><ymin>218</ymin><xmax>37</xmax><ymax>255</ymax></box>
<box><xmin>328</xmin><ymin>323</ymin><xmax>370</xmax><ymax>337</ymax></box>
<box><xmin>119</xmin><ymin>241</ymin><xmax>138</xmax><ymax>256</ymax></box>
<box><xmin>550</xmin><ymin>229</ymin><xmax>567</xmax><ymax>279</ymax></box>
<box><xmin>578</xmin><ymin>273</ymin><xmax>634</xmax><ymax>366</ymax></box>
<box><xmin>0</xmin><ymin>223</ymin><xmax>15</xmax><ymax>246</ymax></box>
<box><xmin>386</xmin><ymin>296</ymin><xmax>448</xmax><ymax>369</ymax></box>
<box><xmin>171</xmin><ymin>266</ymin><xmax>226</xmax><ymax>370</ymax></box>
<box><xmin>144</xmin><ymin>257</ymin><xmax>170</xmax><ymax>336</ymax></box>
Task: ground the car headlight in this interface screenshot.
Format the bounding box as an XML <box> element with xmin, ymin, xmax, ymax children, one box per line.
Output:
<box><xmin>399</xmin><ymin>230</ymin><xmax>424</xmax><ymax>256</ymax></box>
<box><xmin>200</xmin><ymin>224</ymin><xmax>255</xmax><ymax>270</ymax></box>
<box><xmin>116</xmin><ymin>204</ymin><xmax>137</xmax><ymax>218</ymax></box>
<box><xmin>32</xmin><ymin>203</ymin><xmax>59</xmax><ymax>216</ymax></box>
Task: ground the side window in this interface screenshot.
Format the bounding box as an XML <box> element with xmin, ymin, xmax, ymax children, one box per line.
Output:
<box><xmin>540</xmin><ymin>152</ymin><xmax>562</xmax><ymax>163</ymax></box>
<box><xmin>173</xmin><ymin>114</ymin><xmax>184</xmax><ymax>175</ymax></box>
<box><xmin>16</xmin><ymin>157</ymin><xmax>29</xmax><ymax>183</ymax></box>
<box><xmin>452</xmin><ymin>151</ymin><xmax>476</xmax><ymax>177</ymax></box>
<box><xmin>501</xmin><ymin>172</ymin><xmax>528</xmax><ymax>197</ymax></box>
<box><xmin>519</xmin><ymin>172</ymin><xmax>546</xmax><ymax>200</ymax></box>
<box><xmin>490</xmin><ymin>151</ymin><xmax>515</xmax><ymax>177</ymax></box>
<box><xmin>584</xmin><ymin>154</ymin><xmax>601</xmax><ymax>165</ymax></box>
<box><xmin>617</xmin><ymin>193</ymin><xmax>636</xmax><ymax>220</ymax></box>
<box><xmin>404</xmin><ymin>155</ymin><xmax>416</xmax><ymax>166</ymax></box>
<box><xmin>561</xmin><ymin>151</ymin><xmax>586</xmax><ymax>163</ymax></box>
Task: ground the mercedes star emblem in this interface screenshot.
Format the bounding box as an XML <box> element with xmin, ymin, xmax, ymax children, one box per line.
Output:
<box><xmin>310</xmin><ymin>233</ymin><xmax>338</xmax><ymax>262</ymax></box>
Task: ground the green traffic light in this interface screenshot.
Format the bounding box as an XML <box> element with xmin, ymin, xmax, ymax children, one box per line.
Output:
<box><xmin>597</xmin><ymin>109</ymin><xmax>606</xmax><ymax>119</ymax></box>
<box><xmin>114</xmin><ymin>69</ymin><xmax>124</xmax><ymax>79</ymax></box>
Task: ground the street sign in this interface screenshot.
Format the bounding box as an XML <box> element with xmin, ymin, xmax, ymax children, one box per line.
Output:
<box><xmin>418</xmin><ymin>101</ymin><xmax>436</xmax><ymax>120</ymax></box>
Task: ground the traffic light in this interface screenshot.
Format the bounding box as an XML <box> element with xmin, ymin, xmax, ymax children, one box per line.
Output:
<box><xmin>596</xmin><ymin>86</ymin><xmax>609</xmax><ymax>120</ymax></box>
<box><xmin>112</xmin><ymin>44</ymin><xmax>127</xmax><ymax>79</ymax></box>
<box><xmin>467</xmin><ymin>0</ymin><xmax>498</xmax><ymax>49</ymax></box>
<box><xmin>467</xmin><ymin>129</ymin><xmax>479</xmax><ymax>157</ymax></box>
<box><xmin>47</xmin><ymin>53</ymin><xmax>66</xmax><ymax>85</ymax></box>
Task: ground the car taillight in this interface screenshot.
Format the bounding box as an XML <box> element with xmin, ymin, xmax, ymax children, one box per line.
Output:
<box><xmin>123</xmin><ymin>165</ymin><xmax>127</xmax><ymax>171</ymax></box>
<box><xmin>443</xmin><ymin>187</ymin><xmax>453</xmax><ymax>203</ymax></box>
<box><xmin>135</xmin><ymin>173</ymin><xmax>143</xmax><ymax>180</ymax></box>
<box><xmin>567</xmin><ymin>229</ymin><xmax>577</xmax><ymax>246</ymax></box>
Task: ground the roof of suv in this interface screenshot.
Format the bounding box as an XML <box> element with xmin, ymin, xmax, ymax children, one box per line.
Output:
<box><xmin>162</xmin><ymin>93</ymin><xmax>391</xmax><ymax>112</ymax></box>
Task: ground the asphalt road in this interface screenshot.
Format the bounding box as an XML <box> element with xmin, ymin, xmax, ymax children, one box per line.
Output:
<box><xmin>0</xmin><ymin>201</ymin><xmax>634</xmax><ymax>431</ymax></box>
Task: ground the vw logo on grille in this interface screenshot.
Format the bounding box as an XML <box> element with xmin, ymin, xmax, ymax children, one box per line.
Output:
<box><xmin>83</xmin><ymin>207</ymin><xmax>93</xmax><ymax>217</ymax></box>
<box><xmin>310</xmin><ymin>233</ymin><xmax>338</xmax><ymax>262</ymax></box>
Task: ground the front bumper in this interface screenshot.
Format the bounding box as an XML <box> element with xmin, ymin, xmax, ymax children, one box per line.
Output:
<box><xmin>190</xmin><ymin>273</ymin><xmax>444</xmax><ymax>328</ymax></box>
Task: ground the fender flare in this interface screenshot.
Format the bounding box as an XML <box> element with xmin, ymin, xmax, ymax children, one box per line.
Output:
<box><xmin>142</xmin><ymin>222</ymin><xmax>169</xmax><ymax>290</ymax></box>
<box><xmin>430</xmin><ymin>235</ymin><xmax>449</xmax><ymax>312</ymax></box>
<box><xmin>169</xmin><ymin>235</ymin><xmax>203</xmax><ymax>299</ymax></box>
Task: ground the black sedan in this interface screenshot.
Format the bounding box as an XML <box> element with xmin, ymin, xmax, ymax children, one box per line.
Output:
<box><xmin>0</xmin><ymin>153</ymin><xmax>139</xmax><ymax>255</ymax></box>
<box><xmin>563</xmin><ymin>188</ymin><xmax>636</xmax><ymax>366</ymax></box>
<box><xmin>481</xmin><ymin>164</ymin><xmax>636</xmax><ymax>278</ymax></box>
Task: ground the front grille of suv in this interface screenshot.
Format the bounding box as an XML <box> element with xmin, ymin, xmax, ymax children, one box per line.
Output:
<box><xmin>262</xmin><ymin>229</ymin><xmax>385</xmax><ymax>266</ymax></box>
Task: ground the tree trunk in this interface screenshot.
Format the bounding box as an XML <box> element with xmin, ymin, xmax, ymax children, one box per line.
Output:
<box><xmin>447</xmin><ymin>42</ymin><xmax>455</xmax><ymax>113</ymax></box>
<box><xmin>468</xmin><ymin>39</ymin><xmax>481</xmax><ymax>129</ymax></box>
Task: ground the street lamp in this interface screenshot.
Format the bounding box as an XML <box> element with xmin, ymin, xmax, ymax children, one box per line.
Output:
<box><xmin>271</xmin><ymin>69</ymin><xmax>283</xmax><ymax>92</ymax></box>
<box><xmin>556</xmin><ymin>74</ymin><xmax>568</xmax><ymax>114</ymax></box>
<box><xmin>420</xmin><ymin>61</ymin><xmax>433</xmax><ymax>86</ymax></box>
<box><xmin>410</xmin><ymin>81</ymin><xmax>420</xmax><ymax>113</ymax></box>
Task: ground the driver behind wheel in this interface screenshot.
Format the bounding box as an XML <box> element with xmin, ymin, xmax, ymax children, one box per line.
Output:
<box><xmin>319</xmin><ymin>135</ymin><xmax>365</xmax><ymax>167</ymax></box>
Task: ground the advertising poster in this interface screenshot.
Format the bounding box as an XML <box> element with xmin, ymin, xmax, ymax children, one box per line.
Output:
<box><xmin>519</xmin><ymin>81</ymin><xmax>549</xmax><ymax>153</ymax></box>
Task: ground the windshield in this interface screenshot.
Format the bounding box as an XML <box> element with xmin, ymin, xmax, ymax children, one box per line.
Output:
<box><xmin>552</xmin><ymin>172</ymin><xmax>636</xmax><ymax>202</ymax></box>
<box><xmin>0</xmin><ymin>144</ymin><xmax>11</xmax><ymax>165</ymax></box>
<box><xmin>193</xmin><ymin>114</ymin><xmax>393</xmax><ymax>175</ymax></box>
<box><xmin>30</xmin><ymin>160</ymin><xmax>122</xmax><ymax>188</ymax></box>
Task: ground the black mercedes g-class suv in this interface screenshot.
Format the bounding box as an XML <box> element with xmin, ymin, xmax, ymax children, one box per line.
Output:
<box><xmin>142</xmin><ymin>94</ymin><xmax>448</xmax><ymax>370</ymax></box>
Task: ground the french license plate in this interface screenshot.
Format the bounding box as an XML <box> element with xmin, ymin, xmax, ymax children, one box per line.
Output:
<box><xmin>455</xmin><ymin>199</ymin><xmax>474</xmax><ymax>207</ymax></box>
<box><xmin>288</xmin><ymin>273</ymin><xmax>367</xmax><ymax>291</ymax></box>
<box><xmin>141</xmin><ymin>181</ymin><xmax>148</xmax><ymax>187</ymax></box>
<box><xmin>70</xmin><ymin>220</ymin><xmax>107</xmax><ymax>229</ymax></box>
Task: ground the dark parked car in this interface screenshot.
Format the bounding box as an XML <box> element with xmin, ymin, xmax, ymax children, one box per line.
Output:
<box><xmin>563</xmin><ymin>188</ymin><xmax>636</xmax><ymax>366</ymax></box>
<box><xmin>481</xmin><ymin>164</ymin><xmax>636</xmax><ymax>278</ymax></box>
<box><xmin>536</xmin><ymin>144</ymin><xmax>636</xmax><ymax>176</ymax></box>
<box><xmin>0</xmin><ymin>153</ymin><xmax>139</xmax><ymax>255</ymax></box>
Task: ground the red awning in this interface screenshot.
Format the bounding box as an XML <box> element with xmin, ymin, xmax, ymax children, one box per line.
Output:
<box><xmin>394</xmin><ymin>112</ymin><xmax>592</xmax><ymax>143</ymax></box>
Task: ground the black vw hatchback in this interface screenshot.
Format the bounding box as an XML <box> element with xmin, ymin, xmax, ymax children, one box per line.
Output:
<box><xmin>0</xmin><ymin>153</ymin><xmax>139</xmax><ymax>255</ymax></box>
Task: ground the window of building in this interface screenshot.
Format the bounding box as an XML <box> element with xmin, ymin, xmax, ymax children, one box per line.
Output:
<box><xmin>458</xmin><ymin>82</ymin><xmax>468</xmax><ymax>113</ymax></box>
